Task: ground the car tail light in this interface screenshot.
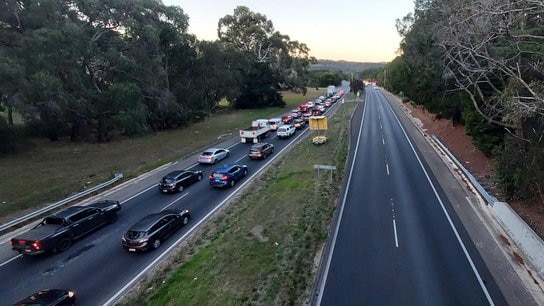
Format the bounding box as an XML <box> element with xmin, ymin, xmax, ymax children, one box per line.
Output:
<box><xmin>222</xmin><ymin>175</ymin><xmax>228</xmax><ymax>180</ymax></box>
<box><xmin>32</xmin><ymin>241</ymin><xmax>42</xmax><ymax>249</ymax></box>
<box><xmin>209</xmin><ymin>175</ymin><xmax>214</xmax><ymax>179</ymax></box>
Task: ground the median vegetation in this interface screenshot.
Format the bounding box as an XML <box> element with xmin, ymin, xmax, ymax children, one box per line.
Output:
<box><xmin>120</xmin><ymin>95</ymin><xmax>358</xmax><ymax>305</ymax></box>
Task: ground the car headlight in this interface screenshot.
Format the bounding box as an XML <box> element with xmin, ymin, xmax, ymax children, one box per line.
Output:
<box><xmin>68</xmin><ymin>291</ymin><xmax>75</xmax><ymax>298</ymax></box>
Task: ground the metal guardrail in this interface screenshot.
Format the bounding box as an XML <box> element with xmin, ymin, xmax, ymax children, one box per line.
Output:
<box><xmin>0</xmin><ymin>172</ymin><xmax>123</xmax><ymax>232</ymax></box>
<box><xmin>431</xmin><ymin>135</ymin><xmax>498</xmax><ymax>205</ymax></box>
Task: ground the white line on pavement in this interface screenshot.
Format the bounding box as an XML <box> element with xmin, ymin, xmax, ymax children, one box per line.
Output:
<box><xmin>161</xmin><ymin>193</ymin><xmax>189</xmax><ymax>211</ymax></box>
<box><xmin>0</xmin><ymin>254</ymin><xmax>22</xmax><ymax>268</ymax></box>
<box><xmin>393</xmin><ymin>220</ymin><xmax>399</xmax><ymax>248</ymax></box>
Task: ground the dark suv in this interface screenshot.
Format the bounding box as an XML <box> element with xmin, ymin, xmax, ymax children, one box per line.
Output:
<box><xmin>248</xmin><ymin>143</ymin><xmax>274</xmax><ymax>160</ymax></box>
<box><xmin>158</xmin><ymin>170</ymin><xmax>203</xmax><ymax>193</ymax></box>
<box><xmin>209</xmin><ymin>164</ymin><xmax>248</xmax><ymax>188</ymax></box>
<box><xmin>122</xmin><ymin>209</ymin><xmax>190</xmax><ymax>252</ymax></box>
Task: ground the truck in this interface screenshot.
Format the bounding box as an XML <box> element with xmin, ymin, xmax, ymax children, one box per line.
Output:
<box><xmin>277</xmin><ymin>124</ymin><xmax>296</xmax><ymax>139</ymax></box>
<box><xmin>10</xmin><ymin>200</ymin><xmax>121</xmax><ymax>255</ymax></box>
<box><xmin>326</xmin><ymin>85</ymin><xmax>336</xmax><ymax>97</ymax></box>
<box><xmin>240</xmin><ymin>119</ymin><xmax>271</xmax><ymax>143</ymax></box>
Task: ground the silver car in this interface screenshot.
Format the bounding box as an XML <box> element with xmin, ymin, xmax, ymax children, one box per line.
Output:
<box><xmin>198</xmin><ymin>148</ymin><xmax>230</xmax><ymax>164</ymax></box>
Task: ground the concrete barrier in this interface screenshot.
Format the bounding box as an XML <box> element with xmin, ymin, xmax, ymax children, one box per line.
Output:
<box><xmin>492</xmin><ymin>201</ymin><xmax>544</xmax><ymax>277</ymax></box>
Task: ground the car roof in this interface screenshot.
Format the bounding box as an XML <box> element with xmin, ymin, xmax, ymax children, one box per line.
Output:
<box><xmin>128</xmin><ymin>210</ymin><xmax>182</xmax><ymax>231</ymax></box>
<box><xmin>203</xmin><ymin>148</ymin><xmax>224</xmax><ymax>153</ymax></box>
<box><xmin>213</xmin><ymin>164</ymin><xmax>245</xmax><ymax>173</ymax></box>
<box><xmin>251</xmin><ymin>143</ymin><xmax>269</xmax><ymax>147</ymax></box>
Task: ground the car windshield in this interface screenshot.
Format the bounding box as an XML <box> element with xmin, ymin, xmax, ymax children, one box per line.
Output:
<box><xmin>126</xmin><ymin>231</ymin><xmax>146</xmax><ymax>239</ymax></box>
<box><xmin>201</xmin><ymin>151</ymin><xmax>213</xmax><ymax>156</ymax></box>
<box><xmin>162</xmin><ymin>178</ymin><xmax>175</xmax><ymax>184</ymax></box>
<box><xmin>250</xmin><ymin>146</ymin><xmax>260</xmax><ymax>152</ymax></box>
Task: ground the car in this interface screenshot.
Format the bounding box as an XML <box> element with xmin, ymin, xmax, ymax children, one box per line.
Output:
<box><xmin>14</xmin><ymin>289</ymin><xmax>76</xmax><ymax>306</ymax></box>
<box><xmin>293</xmin><ymin>118</ymin><xmax>305</xmax><ymax>129</ymax></box>
<box><xmin>306</xmin><ymin>101</ymin><xmax>315</xmax><ymax>108</ymax></box>
<box><xmin>10</xmin><ymin>201</ymin><xmax>121</xmax><ymax>255</ymax></box>
<box><xmin>248</xmin><ymin>143</ymin><xmax>274</xmax><ymax>160</ymax></box>
<box><xmin>325</xmin><ymin>100</ymin><xmax>332</xmax><ymax>107</ymax></box>
<box><xmin>209</xmin><ymin>164</ymin><xmax>248</xmax><ymax>188</ymax></box>
<box><xmin>317</xmin><ymin>105</ymin><xmax>326</xmax><ymax>112</ymax></box>
<box><xmin>281</xmin><ymin>115</ymin><xmax>293</xmax><ymax>124</ymax></box>
<box><xmin>158</xmin><ymin>169</ymin><xmax>203</xmax><ymax>193</ymax></box>
<box><xmin>122</xmin><ymin>209</ymin><xmax>190</xmax><ymax>252</ymax></box>
<box><xmin>276</xmin><ymin>124</ymin><xmax>296</xmax><ymax>138</ymax></box>
<box><xmin>197</xmin><ymin>148</ymin><xmax>230</xmax><ymax>164</ymax></box>
<box><xmin>268</xmin><ymin>118</ymin><xmax>282</xmax><ymax>131</ymax></box>
<box><xmin>290</xmin><ymin>109</ymin><xmax>301</xmax><ymax>118</ymax></box>
<box><xmin>302</xmin><ymin>112</ymin><xmax>312</xmax><ymax>122</ymax></box>
<box><xmin>298</xmin><ymin>104</ymin><xmax>309</xmax><ymax>112</ymax></box>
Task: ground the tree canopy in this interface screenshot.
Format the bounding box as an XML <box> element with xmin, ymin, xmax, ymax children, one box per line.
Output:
<box><xmin>0</xmin><ymin>2</ymin><xmax>314</xmax><ymax>149</ymax></box>
<box><xmin>379</xmin><ymin>0</ymin><xmax>544</xmax><ymax>204</ymax></box>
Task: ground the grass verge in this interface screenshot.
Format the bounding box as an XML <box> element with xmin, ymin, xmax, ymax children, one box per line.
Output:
<box><xmin>0</xmin><ymin>88</ymin><xmax>325</xmax><ymax>222</ymax></box>
<box><xmin>119</xmin><ymin>95</ymin><xmax>358</xmax><ymax>305</ymax></box>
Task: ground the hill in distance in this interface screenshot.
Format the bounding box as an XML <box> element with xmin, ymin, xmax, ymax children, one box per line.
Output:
<box><xmin>309</xmin><ymin>59</ymin><xmax>385</xmax><ymax>72</ymax></box>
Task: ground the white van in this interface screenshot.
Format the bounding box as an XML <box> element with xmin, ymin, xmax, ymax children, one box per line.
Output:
<box><xmin>268</xmin><ymin>118</ymin><xmax>282</xmax><ymax>131</ymax></box>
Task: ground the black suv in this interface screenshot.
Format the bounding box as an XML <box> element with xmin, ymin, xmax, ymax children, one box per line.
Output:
<box><xmin>248</xmin><ymin>143</ymin><xmax>274</xmax><ymax>160</ymax></box>
<box><xmin>122</xmin><ymin>209</ymin><xmax>190</xmax><ymax>252</ymax></box>
<box><xmin>158</xmin><ymin>170</ymin><xmax>203</xmax><ymax>193</ymax></box>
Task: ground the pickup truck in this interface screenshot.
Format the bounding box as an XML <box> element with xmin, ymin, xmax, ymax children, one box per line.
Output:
<box><xmin>10</xmin><ymin>200</ymin><xmax>121</xmax><ymax>255</ymax></box>
<box><xmin>240</xmin><ymin>119</ymin><xmax>271</xmax><ymax>143</ymax></box>
<box><xmin>277</xmin><ymin>124</ymin><xmax>296</xmax><ymax>139</ymax></box>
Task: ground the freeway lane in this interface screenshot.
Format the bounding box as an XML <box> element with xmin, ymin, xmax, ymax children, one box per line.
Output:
<box><xmin>0</xmin><ymin>85</ymin><xmax>349</xmax><ymax>305</ymax></box>
<box><xmin>318</xmin><ymin>87</ymin><xmax>506</xmax><ymax>305</ymax></box>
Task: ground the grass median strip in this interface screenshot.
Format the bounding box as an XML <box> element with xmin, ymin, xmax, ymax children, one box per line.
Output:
<box><xmin>120</xmin><ymin>96</ymin><xmax>358</xmax><ymax>305</ymax></box>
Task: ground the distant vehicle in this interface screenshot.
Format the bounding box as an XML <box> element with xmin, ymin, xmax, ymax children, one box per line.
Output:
<box><xmin>209</xmin><ymin>164</ymin><xmax>248</xmax><ymax>188</ymax></box>
<box><xmin>302</xmin><ymin>112</ymin><xmax>312</xmax><ymax>122</ymax></box>
<box><xmin>268</xmin><ymin>118</ymin><xmax>282</xmax><ymax>131</ymax></box>
<box><xmin>290</xmin><ymin>109</ymin><xmax>301</xmax><ymax>118</ymax></box>
<box><xmin>326</xmin><ymin>85</ymin><xmax>336</xmax><ymax>97</ymax></box>
<box><xmin>306</xmin><ymin>101</ymin><xmax>315</xmax><ymax>108</ymax></box>
<box><xmin>293</xmin><ymin>118</ymin><xmax>305</xmax><ymax>129</ymax></box>
<box><xmin>248</xmin><ymin>143</ymin><xmax>274</xmax><ymax>160</ymax></box>
<box><xmin>325</xmin><ymin>100</ymin><xmax>332</xmax><ymax>107</ymax></box>
<box><xmin>158</xmin><ymin>169</ymin><xmax>203</xmax><ymax>193</ymax></box>
<box><xmin>10</xmin><ymin>201</ymin><xmax>121</xmax><ymax>255</ymax></box>
<box><xmin>277</xmin><ymin>124</ymin><xmax>296</xmax><ymax>139</ymax></box>
<box><xmin>281</xmin><ymin>115</ymin><xmax>293</xmax><ymax>124</ymax></box>
<box><xmin>318</xmin><ymin>95</ymin><xmax>326</xmax><ymax>101</ymax></box>
<box><xmin>14</xmin><ymin>289</ymin><xmax>76</xmax><ymax>306</ymax></box>
<box><xmin>298</xmin><ymin>104</ymin><xmax>309</xmax><ymax>112</ymax></box>
<box><xmin>122</xmin><ymin>209</ymin><xmax>190</xmax><ymax>252</ymax></box>
<box><xmin>317</xmin><ymin>105</ymin><xmax>326</xmax><ymax>112</ymax></box>
<box><xmin>198</xmin><ymin>148</ymin><xmax>230</xmax><ymax>164</ymax></box>
<box><xmin>240</xmin><ymin>119</ymin><xmax>271</xmax><ymax>143</ymax></box>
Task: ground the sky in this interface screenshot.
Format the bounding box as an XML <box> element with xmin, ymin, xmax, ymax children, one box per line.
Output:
<box><xmin>162</xmin><ymin>0</ymin><xmax>415</xmax><ymax>63</ymax></box>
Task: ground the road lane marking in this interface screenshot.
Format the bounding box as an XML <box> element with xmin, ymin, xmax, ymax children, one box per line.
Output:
<box><xmin>161</xmin><ymin>193</ymin><xmax>189</xmax><ymax>211</ymax></box>
<box><xmin>382</xmin><ymin>137</ymin><xmax>385</xmax><ymax>145</ymax></box>
<box><xmin>386</xmin><ymin>164</ymin><xmax>390</xmax><ymax>176</ymax></box>
<box><xmin>316</xmin><ymin>97</ymin><xmax>366</xmax><ymax>305</ymax></box>
<box><xmin>393</xmin><ymin>220</ymin><xmax>399</xmax><ymax>248</ymax></box>
<box><xmin>120</xmin><ymin>184</ymin><xmax>157</xmax><ymax>204</ymax></box>
<box><xmin>391</xmin><ymin>198</ymin><xmax>399</xmax><ymax>248</ymax></box>
<box><xmin>0</xmin><ymin>254</ymin><xmax>22</xmax><ymax>268</ymax></box>
<box><xmin>378</xmin><ymin>91</ymin><xmax>495</xmax><ymax>305</ymax></box>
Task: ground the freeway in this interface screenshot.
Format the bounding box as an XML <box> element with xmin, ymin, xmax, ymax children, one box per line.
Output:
<box><xmin>0</xmin><ymin>85</ymin><xmax>349</xmax><ymax>305</ymax></box>
<box><xmin>317</xmin><ymin>87</ymin><xmax>507</xmax><ymax>305</ymax></box>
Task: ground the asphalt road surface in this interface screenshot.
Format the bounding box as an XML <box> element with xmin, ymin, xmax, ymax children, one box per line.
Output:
<box><xmin>317</xmin><ymin>87</ymin><xmax>507</xmax><ymax>306</ymax></box>
<box><xmin>0</xmin><ymin>85</ymin><xmax>350</xmax><ymax>306</ymax></box>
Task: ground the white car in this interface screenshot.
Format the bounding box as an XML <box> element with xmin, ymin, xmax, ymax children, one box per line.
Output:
<box><xmin>198</xmin><ymin>148</ymin><xmax>230</xmax><ymax>164</ymax></box>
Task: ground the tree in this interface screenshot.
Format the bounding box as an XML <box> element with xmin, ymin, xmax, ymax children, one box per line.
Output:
<box><xmin>218</xmin><ymin>6</ymin><xmax>313</xmax><ymax>100</ymax></box>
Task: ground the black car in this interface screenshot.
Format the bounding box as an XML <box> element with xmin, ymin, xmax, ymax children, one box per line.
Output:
<box><xmin>14</xmin><ymin>289</ymin><xmax>76</xmax><ymax>306</ymax></box>
<box><xmin>11</xmin><ymin>200</ymin><xmax>121</xmax><ymax>255</ymax></box>
<box><xmin>158</xmin><ymin>169</ymin><xmax>203</xmax><ymax>193</ymax></box>
<box><xmin>122</xmin><ymin>209</ymin><xmax>190</xmax><ymax>252</ymax></box>
<box><xmin>248</xmin><ymin>143</ymin><xmax>274</xmax><ymax>160</ymax></box>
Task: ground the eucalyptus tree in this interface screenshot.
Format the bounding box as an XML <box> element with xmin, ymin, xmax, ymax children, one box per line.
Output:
<box><xmin>217</xmin><ymin>6</ymin><xmax>313</xmax><ymax>107</ymax></box>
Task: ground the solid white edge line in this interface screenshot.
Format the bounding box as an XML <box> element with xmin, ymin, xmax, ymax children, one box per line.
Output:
<box><xmin>378</xmin><ymin>91</ymin><xmax>495</xmax><ymax>306</ymax></box>
<box><xmin>161</xmin><ymin>193</ymin><xmax>189</xmax><ymax>211</ymax></box>
<box><xmin>316</xmin><ymin>97</ymin><xmax>366</xmax><ymax>305</ymax></box>
<box><xmin>393</xmin><ymin>219</ymin><xmax>399</xmax><ymax>248</ymax></box>
<box><xmin>103</xmin><ymin>115</ymin><xmax>315</xmax><ymax>306</ymax></box>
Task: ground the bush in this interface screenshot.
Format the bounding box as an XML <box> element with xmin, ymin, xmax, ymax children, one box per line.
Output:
<box><xmin>0</xmin><ymin>118</ymin><xmax>33</xmax><ymax>154</ymax></box>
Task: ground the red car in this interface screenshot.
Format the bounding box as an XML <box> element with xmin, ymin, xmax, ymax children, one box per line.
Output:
<box><xmin>282</xmin><ymin>115</ymin><xmax>293</xmax><ymax>124</ymax></box>
<box><xmin>298</xmin><ymin>104</ymin><xmax>309</xmax><ymax>112</ymax></box>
